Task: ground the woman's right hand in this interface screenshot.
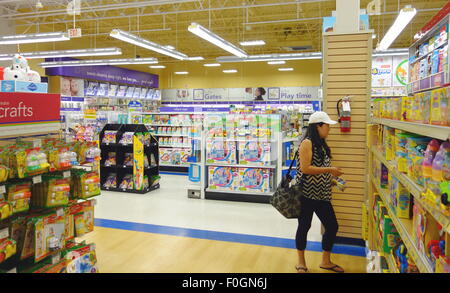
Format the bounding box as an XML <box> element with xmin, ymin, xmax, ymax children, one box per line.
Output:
<box><xmin>330</xmin><ymin>167</ymin><xmax>344</xmax><ymax>177</ymax></box>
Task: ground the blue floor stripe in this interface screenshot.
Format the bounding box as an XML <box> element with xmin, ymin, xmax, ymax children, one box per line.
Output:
<box><xmin>94</xmin><ymin>218</ymin><xmax>366</xmax><ymax>257</ymax></box>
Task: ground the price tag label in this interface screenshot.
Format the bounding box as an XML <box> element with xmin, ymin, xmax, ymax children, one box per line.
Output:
<box><xmin>33</xmin><ymin>175</ymin><xmax>42</xmax><ymax>184</ymax></box>
<box><xmin>63</xmin><ymin>171</ymin><xmax>71</xmax><ymax>178</ymax></box>
<box><xmin>0</xmin><ymin>185</ymin><xmax>5</xmax><ymax>194</ymax></box>
<box><xmin>7</xmin><ymin>268</ymin><xmax>17</xmax><ymax>273</ymax></box>
<box><xmin>0</xmin><ymin>228</ymin><xmax>9</xmax><ymax>239</ymax></box>
<box><xmin>56</xmin><ymin>208</ymin><xmax>64</xmax><ymax>217</ymax></box>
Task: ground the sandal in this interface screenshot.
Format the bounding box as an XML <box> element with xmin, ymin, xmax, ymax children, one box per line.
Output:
<box><xmin>295</xmin><ymin>266</ymin><xmax>308</xmax><ymax>273</ymax></box>
<box><xmin>319</xmin><ymin>264</ymin><xmax>344</xmax><ymax>273</ymax></box>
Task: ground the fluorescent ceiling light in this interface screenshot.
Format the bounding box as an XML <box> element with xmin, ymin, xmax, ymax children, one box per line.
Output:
<box><xmin>223</xmin><ymin>69</ymin><xmax>237</xmax><ymax>73</ymax></box>
<box><xmin>377</xmin><ymin>6</ymin><xmax>417</xmax><ymax>51</ymax></box>
<box><xmin>40</xmin><ymin>57</ymin><xmax>158</xmax><ymax>67</ymax></box>
<box><xmin>188</xmin><ymin>22</ymin><xmax>247</xmax><ymax>58</ymax></box>
<box><xmin>268</xmin><ymin>60</ymin><xmax>286</xmax><ymax>65</ymax></box>
<box><xmin>204</xmin><ymin>63</ymin><xmax>221</xmax><ymax>67</ymax></box>
<box><xmin>187</xmin><ymin>56</ymin><xmax>204</xmax><ymax>61</ymax></box>
<box><xmin>150</xmin><ymin>65</ymin><xmax>166</xmax><ymax>69</ymax></box>
<box><xmin>240</xmin><ymin>40</ymin><xmax>266</xmax><ymax>46</ymax></box>
<box><xmin>217</xmin><ymin>52</ymin><xmax>322</xmax><ymax>63</ymax></box>
<box><xmin>165</xmin><ymin>45</ymin><xmax>175</xmax><ymax>50</ymax></box>
<box><xmin>175</xmin><ymin>71</ymin><xmax>189</xmax><ymax>75</ymax></box>
<box><xmin>0</xmin><ymin>47</ymin><xmax>122</xmax><ymax>61</ymax></box>
<box><xmin>372</xmin><ymin>34</ymin><xmax>376</xmax><ymax>39</ymax></box>
<box><xmin>110</xmin><ymin>29</ymin><xmax>188</xmax><ymax>60</ymax></box>
<box><xmin>278</xmin><ymin>68</ymin><xmax>294</xmax><ymax>71</ymax></box>
<box><xmin>0</xmin><ymin>31</ymin><xmax>70</xmax><ymax>45</ymax></box>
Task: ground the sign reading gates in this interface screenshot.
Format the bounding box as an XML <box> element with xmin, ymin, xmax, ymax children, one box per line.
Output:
<box><xmin>0</xmin><ymin>92</ymin><xmax>60</xmax><ymax>126</ymax></box>
<box><xmin>162</xmin><ymin>86</ymin><xmax>320</xmax><ymax>102</ymax></box>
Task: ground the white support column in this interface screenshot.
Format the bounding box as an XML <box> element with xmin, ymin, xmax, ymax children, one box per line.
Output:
<box><xmin>335</xmin><ymin>0</ymin><xmax>361</xmax><ymax>33</ymax></box>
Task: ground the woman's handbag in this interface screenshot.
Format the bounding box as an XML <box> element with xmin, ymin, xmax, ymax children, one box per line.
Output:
<box><xmin>270</xmin><ymin>151</ymin><xmax>303</xmax><ymax>219</ymax></box>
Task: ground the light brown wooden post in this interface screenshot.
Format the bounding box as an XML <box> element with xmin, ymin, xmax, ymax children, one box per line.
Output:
<box><xmin>322</xmin><ymin>31</ymin><xmax>373</xmax><ymax>240</ymax></box>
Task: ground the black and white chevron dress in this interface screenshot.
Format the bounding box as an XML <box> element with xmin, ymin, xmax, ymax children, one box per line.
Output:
<box><xmin>296</xmin><ymin>140</ymin><xmax>332</xmax><ymax>202</ymax></box>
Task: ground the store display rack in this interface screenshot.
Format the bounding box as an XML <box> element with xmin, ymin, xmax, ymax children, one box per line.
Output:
<box><xmin>99</xmin><ymin>124</ymin><xmax>160</xmax><ymax>194</ymax></box>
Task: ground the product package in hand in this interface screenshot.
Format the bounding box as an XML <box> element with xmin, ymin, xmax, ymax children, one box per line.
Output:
<box><xmin>119</xmin><ymin>132</ymin><xmax>134</xmax><ymax>145</ymax></box>
<box><xmin>332</xmin><ymin>177</ymin><xmax>346</xmax><ymax>191</ymax></box>
<box><xmin>102</xmin><ymin>131</ymin><xmax>117</xmax><ymax>144</ymax></box>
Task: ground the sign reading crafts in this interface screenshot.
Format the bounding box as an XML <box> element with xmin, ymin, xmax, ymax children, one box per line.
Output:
<box><xmin>162</xmin><ymin>86</ymin><xmax>320</xmax><ymax>102</ymax></box>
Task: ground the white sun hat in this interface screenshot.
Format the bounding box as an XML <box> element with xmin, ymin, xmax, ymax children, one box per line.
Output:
<box><xmin>308</xmin><ymin>111</ymin><xmax>338</xmax><ymax>125</ymax></box>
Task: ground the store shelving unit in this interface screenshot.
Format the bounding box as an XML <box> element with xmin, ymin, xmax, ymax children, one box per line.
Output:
<box><xmin>99</xmin><ymin>124</ymin><xmax>160</xmax><ymax>194</ymax></box>
<box><xmin>368</xmin><ymin>12</ymin><xmax>450</xmax><ymax>273</ymax></box>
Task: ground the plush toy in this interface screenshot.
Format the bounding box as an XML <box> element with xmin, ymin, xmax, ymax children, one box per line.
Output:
<box><xmin>3</xmin><ymin>54</ymin><xmax>41</xmax><ymax>83</ymax></box>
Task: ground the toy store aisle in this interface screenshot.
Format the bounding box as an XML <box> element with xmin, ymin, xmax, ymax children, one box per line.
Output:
<box><xmin>80</xmin><ymin>226</ymin><xmax>367</xmax><ymax>273</ymax></box>
<box><xmin>93</xmin><ymin>174</ymin><xmax>323</xmax><ymax>241</ymax></box>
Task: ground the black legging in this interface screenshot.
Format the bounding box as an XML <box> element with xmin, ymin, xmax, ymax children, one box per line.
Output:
<box><xmin>295</xmin><ymin>196</ymin><xmax>339</xmax><ymax>252</ymax></box>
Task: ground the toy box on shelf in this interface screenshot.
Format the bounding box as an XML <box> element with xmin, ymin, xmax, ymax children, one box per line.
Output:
<box><xmin>99</xmin><ymin>124</ymin><xmax>160</xmax><ymax>194</ymax></box>
<box><xmin>203</xmin><ymin>113</ymin><xmax>281</xmax><ymax>203</ymax></box>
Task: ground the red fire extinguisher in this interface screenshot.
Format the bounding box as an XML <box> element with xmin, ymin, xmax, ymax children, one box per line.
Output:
<box><xmin>337</xmin><ymin>96</ymin><xmax>351</xmax><ymax>133</ymax></box>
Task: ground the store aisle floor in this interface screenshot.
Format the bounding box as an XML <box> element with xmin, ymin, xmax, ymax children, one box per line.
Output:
<box><xmin>81</xmin><ymin>227</ymin><xmax>367</xmax><ymax>273</ymax></box>
<box><xmin>94</xmin><ymin>174</ymin><xmax>323</xmax><ymax>241</ymax></box>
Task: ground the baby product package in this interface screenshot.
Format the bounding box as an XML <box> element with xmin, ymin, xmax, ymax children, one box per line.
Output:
<box><xmin>238</xmin><ymin>141</ymin><xmax>272</xmax><ymax>166</ymax></box>
<box><xmin>208</xmin><ymin>166</ymin><xmax>239</xmax><ymax>191</ymax></box>
<box><xmin>237</xmin><ymin>168</ymin><xmax>272</xmax><ymax>193</ymax></box>
<box><xmin>206</xmin><ymin>140</ymin><xmax>237</xmax><ymax>164</ymax></box>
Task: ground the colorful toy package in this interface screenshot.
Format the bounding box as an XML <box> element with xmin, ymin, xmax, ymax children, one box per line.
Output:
<box><xmin>206</xmin><ymin>140</ymin><xmax>237</xmax><ymax>164</ymax></box>
<box><xmin>71</xmin><ymin>170</ymin><xmax>100</xmax><ymax>199</ymax></box>
<box><xmin>119</xmin><ymin>174</ymin><xmax>134</xmax><ymax>190</ymax></box>
<box><xmin>425</xmin><ymin>142</ymin><xmax>450</xmax><ymax>206</ymax></box>
<box><xmin>102</xmin><ymin>131</ymin><xmax>117</xmax><ymax>144</ymax></box>
<box><xmin>63</xmin><ymin>242</ymin><xmax>98</xmax><ymax>273</ymax></box>
<box><xmin>430</xmin><ymin>88</ymin><xmax>448</xmax><ymax>126</ymax></box>
<box><xmin>7</xmin><ymin>182</ymin><xmax>32</xmax><ymax>214</ymax></box>
<box><xmin>119</xmin><ymin>132</ymin><xmax>134</xmax><ymax>145</ymax></box>
<box><xmin>423</xmin><ymin>139</ymin><xmax>441</xmax><ymax>187</ymax></box>
<box><xmin>34</xmin><ymin>211</ymin><xmax>65</xmax><ymax>262</ymax></box>
<box><xmin>238</xmin><ymin>141</ymin><xmax>272</xmax><ymax>166</ymax></box>
<box><xmin>103</xmin><ymin>173</ymin><xmax>117</xmax><ymax>189</ymax></box>
<box><xmin>123</xmin><ymin>153</ymin><xmax>133</xmax><ymax>167</ymax></box>
<box><xmin>159</xmin><ymin>148</ymin><xmax>172</xmax><ymax>165</ymax></box>
<box><xmin>208</xmin><ymin>166</ymin><xmax>239</xmax><ymax>191</ymax></box>
<box><xmin>70</xmin><ymin>200</ymin><xmax>95</xmax><ymax>238</ymax></box>
<box><xmin>31</xmin><ymin>175</ymin><xmax>70</xmax><ymax>208</ymax></box>
<box><xmin>238</xmin><ymin>168</ymin><xmax>272</xmax><ymax>193</ymax></box>
<box><xmin>0</xmin><ymin>238</ymin><xmax>16</xmax><ymax>264</ymax></box>
<box><xmin>104</xmin><ymin>152</ymin><xmax>116</xmax><ymax>166</ymax></box>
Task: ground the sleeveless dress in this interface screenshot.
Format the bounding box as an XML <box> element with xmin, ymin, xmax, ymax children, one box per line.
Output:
<box><xmin>296</xmin><ymin>138</ymin><xmax>332</xmax><ymax>202</ymax></box>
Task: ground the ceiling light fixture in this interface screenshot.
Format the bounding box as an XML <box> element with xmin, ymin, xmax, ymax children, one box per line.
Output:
<box><xmin>188</xmin><ymin>22</ymin><xmax>247</xmax><ymax>58</ymax></box>
<box><xmin>217</xmin><ymin>52</ymin><xmax>322</xmax><ymax>63</ymax></box>
<box><xmin>278</xmin><ymin>68</ymin><xmax>294</xmax><ymax>71</ymax></box>
<box><xmin>165</xmin><ymin>45</ymin><xmax>175</xmax><ymax>50</ymax></box>
<box><xmin>0</xmin><ymin>47</ymin><xmax>122</xmax><ymax>61</ymax></box>
<box><xmin>175</xmin><ymin>71</ymin><xmax>189</xmax><ymax>75</ymax></box>
<box><xmin>0</xmin><ymin>31</ymin><xmax>70</xmax><ymax>45</ymax></box>
<box><xmin>267</xmin><ymin>60</ymin><xmax>286</xmax><ymax>65</ymax></box>
<box><xmin>150</xmin><ymin>65</ymin><xmax>166</xmax><ymax>69</ymax></box>
<box><xmin>377</xmin><ymin>6</ymin><xmax>417</xmax><ymax>51</ymax></box>
<box><xmin>187</xmin><ymin>56</ymin><xmax>205</xmax><ymax>61</ymax></box>
<box><xmin>110</xmin><ymin>29</ymin><xmax>188</xmax><ymax>60</ymax></box>
<box><xmin>40</xmin><ymin>57</ymin><xmax>158</xmax><ymax>67</ymax></box>
<box><xmin>223</xmin><ymin>69</ymin><xmax>237</xmax><ymax>73</ymax></box>
<box><xmin>239</xmin><ymin>40</ymin><xmax>266</xmax><ymax>46</ymax></box>
<box><xmin>203</xmin><ymin>63</ymin><xmax>221</xmax><ymax>67</ymax></box>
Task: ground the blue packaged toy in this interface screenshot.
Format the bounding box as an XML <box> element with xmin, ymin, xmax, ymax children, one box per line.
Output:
<box><xmin>208</xmin><ymin>166</ymin><xmax>239</xmax><ymax>191</ymax></box>
<box><xmin>206</xmin><ymin>140</ymin><xmax>237</xmax><ymax>164</ymax></box>
<box><xmin>431</xmin><ymin>50</ymin><xmax>440</xmax><ymax>75</ymax></box>
<box><xmin>238</xmin><ymin>168</ymin><xmax>272</xmax><ymax>193</ymax></box>
<box><xmin>238</xmin><ymin>141</ymin><xmax>271</xmax><ymax>166</ymax></box>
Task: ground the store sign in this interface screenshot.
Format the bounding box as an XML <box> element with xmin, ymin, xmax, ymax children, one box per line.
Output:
<box><xmin>68</xmin><ymin>28</ymin><xmax>82</xmax><ymax>38</ymax></box>
<box><xmin>162</xmin><ymin>86</ymin><xmax>320</xmax><ymax>102</ymax></box>
<box><xmin>372</xmin><ymin>55</ymin><xmax>408</xmax><ymax>87</ymax></box>
<box><xmin>46</xmin><ymin>58</ymin><xmax>159</xmax><ymax>88</ymax></box>
<box><xmin>0</xmin><ymin>92</ymin><xmax>60</xmax><ymax>126</ymax></box>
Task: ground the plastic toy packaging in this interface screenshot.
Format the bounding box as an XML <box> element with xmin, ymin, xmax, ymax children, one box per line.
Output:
<box><xmin>0</xmin><ymin>238</ymin><xmax>17</xmax><ymax>264</ymax></box>
<box><xmin>103</xmin><ymin>173</ymin><xmax>117</xmax><ymax>189</ymax></box>
<box><xmin>34</xmin><ymin>212</ymin><xmax>66</xmax><ymax>262</ymax></box>
<box><xmin>208</xmin><ymin>166</ymin><xmax>239</xmax><ymax>191</ymax></box>
<box><xmin>85</xmin><ymin>145</ymin><xmax>101</xmax><ymax>163</ymax></box>
<box><xmin>71</xmin><ymin>170</ymin><xmax>100</xmax><ymax>199</ymax></box>
<box><xmin>119</xmin><ymin>174</ymin><xmax>134</xmax><ymax>190</ymax></box>
<box><xmin>104</xmin><ymin>152</ymin><xmax>116</xmax><ymax>166</ymax></box>
<box><xmin>64</xmin><ymin>243</ymin><xmax>98</xmax><ymax>273</ymax></box>
<box><xmin>238</xmin><ymin>168</ymin><xmax>272</xmax><ymax>193</ymax></box>
<box><xmin>21</xmin><ymin>148</ymin><xmax>50</xmax><ymax>178</ymax></box>
<box><xmin>238</xmin><ymin>141</ymin><xmax>272</xmax><ymax>166</ymax></box>
<box><xmin>102</xmin><ymin>131</ymin><xmax>117</xmax><ymax>144</ymax></box>
<box><xmin>332</xmin><ymin>176</ymin><xmax>347</xmax><ymax>192</ymax></box>
<box><xmin>206</xmin><ymin>140</ymin><xmax>237</xmax><ymax>164</ymax></box>
<box><xmin>0</xmin><ymin>165</ymin><xmax>9</xmax><ymax>183</ymax></box>
<box><xmin>119</xmin><ymin>132</ymin><xmax>135</xmax><ymax>145</ymax></box>
<box><xmin>430</xmin><ymin>88</ymin><xmax>448</xmax><ymax>126</ymax></box>
<box><xmin>0</xmin><ymin>194</ymin><xmax>12</xmax><ymax>220</ymax></box>
<box><xmin>123</xmin><ymin>153</ymin><xmax>133</xmax><ymax>167</ymax></box>
<box><xmin>422</xmin><ymin>139</ymin><xmax>441</xmax><ymax>186</ymax></box>
<box><xmin>7</xmin><ymin>182</ymin><xmax>32</xmax><ymax>214</ymax></box>
<box><xmin>31</xmin><ymin>175</ymin><xmax>70</xmax><ymax>208</ymax></box>
<box><xmin>72</xmin><ymin>200</ymin><xmax>95</xmax><ymax>238</ymax></box>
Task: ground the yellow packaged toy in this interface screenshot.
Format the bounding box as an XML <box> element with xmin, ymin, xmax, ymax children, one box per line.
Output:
<box><xmin>411</xmin><ymin>93</ymin><xmax>424</xmax><ymax>123</ymax></box>
<box><xmin>7</xmin><ymin>182</ymin><xmax>32</xmax><ymax>214</ymax></box>
<box><xmin>34</xmin><ymin>211</ymin><xmax>66</xmax><ymax>262</ymax></box>
<box><xmin>70</xmin><ymin>200</ymin><xmax>95</xmax><ymax>238</ymax></box>
<box><xmin>401</xmin><ymin>96</ymin><xmax>413</xmax><ymax>121</ymax></box>
<box><xmin>430</xmin><ymin>88</ymin><xmax>448</xmax><ymax>126</ymax></box>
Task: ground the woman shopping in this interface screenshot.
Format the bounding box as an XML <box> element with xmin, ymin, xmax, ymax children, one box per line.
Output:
<box><xmin>295</xmin><ymin>111</ymin><xmax>344</xmax><ymax>273</ymax></box>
